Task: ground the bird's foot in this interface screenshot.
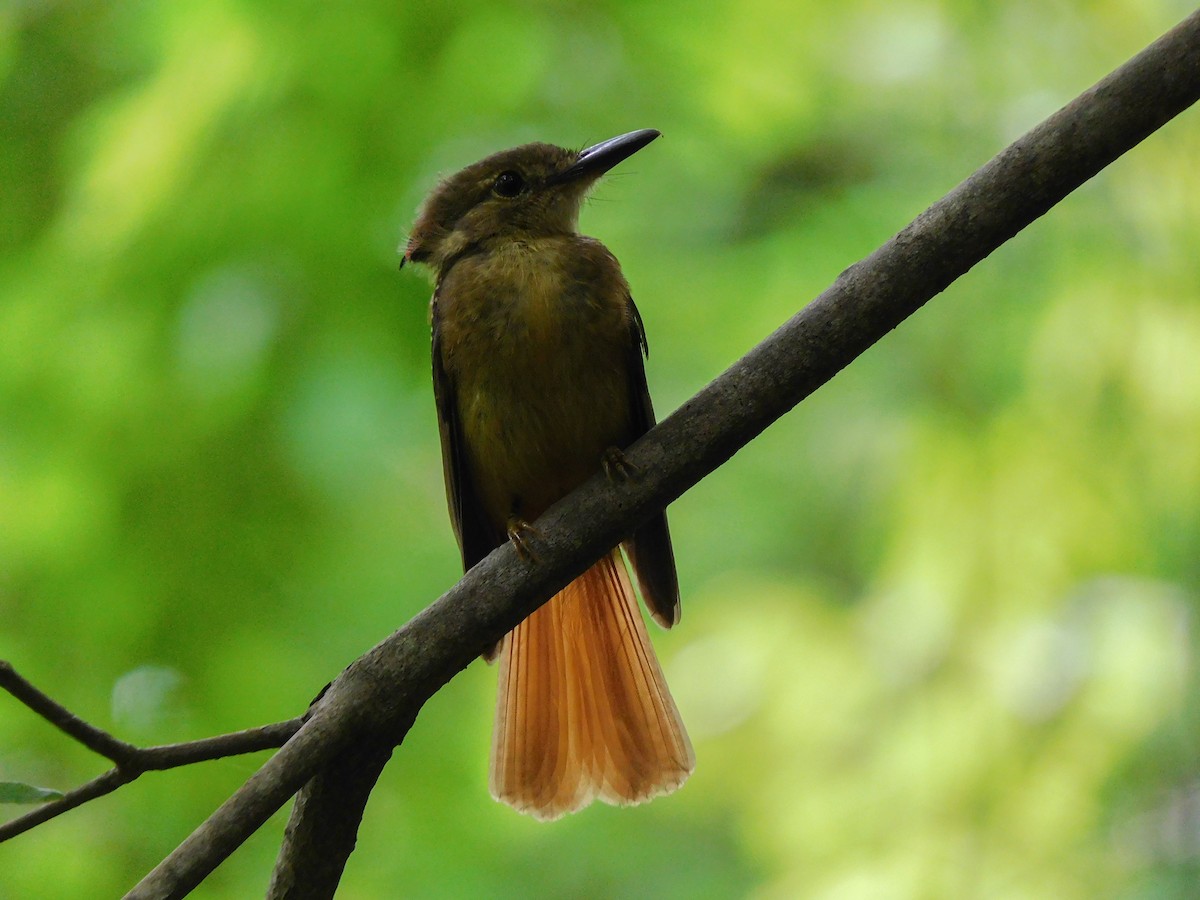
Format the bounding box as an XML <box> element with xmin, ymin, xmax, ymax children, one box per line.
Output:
<box><xmin>602</xmin><ymin>446</ymin><xmax>640</xmax><ymax>482</ymax></box>
<box><xmin>506</xmin><ymin>517</ymin><xmax>541</xmax><ymax>562</ymax></box>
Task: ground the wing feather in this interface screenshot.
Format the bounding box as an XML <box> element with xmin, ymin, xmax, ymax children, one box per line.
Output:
<box><xmin>431</xmin><ymin>290</ymin><xmax>500</xmax><ymax>573</ymax></box>
<box><xmin>621</xmin><ymin>298</ymin><xmax>681</xmax><ymax>628</ymax></box>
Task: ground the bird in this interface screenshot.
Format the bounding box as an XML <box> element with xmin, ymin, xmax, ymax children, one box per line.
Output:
<box><xmin>402</xmin><ymin>129</ymin><xmax>693</xmax><ymax>820</ymax></box>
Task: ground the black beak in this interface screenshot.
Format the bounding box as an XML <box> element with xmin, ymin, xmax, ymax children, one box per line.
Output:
<box><xmin>547</xmin><ymin>128</ymin><xmax>661</xmax><ymax>186</ymax></box>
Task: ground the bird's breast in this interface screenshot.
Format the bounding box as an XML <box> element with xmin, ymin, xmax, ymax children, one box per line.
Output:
<box><xmin>437</xmin><ymin>238</ymin><xmax>635</xmax><ymax>521</ymax></box>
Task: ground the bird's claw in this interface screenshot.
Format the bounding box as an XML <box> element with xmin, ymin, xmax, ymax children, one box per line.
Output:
<box><xmin>602</xmin><ymin>447</ymin><xmax>640</xmax><ymax>482</ymax></box>
<box><xmin>506</xmin><ymin>518</ymin><xmax>541</xmax><ymax>562</ymax></box>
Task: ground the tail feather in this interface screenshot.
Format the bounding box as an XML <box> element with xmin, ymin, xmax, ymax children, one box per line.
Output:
<box><xmin>489</xmin><ymin>549</ymin><xmax>694</xmax><ymax>821</ymax></box>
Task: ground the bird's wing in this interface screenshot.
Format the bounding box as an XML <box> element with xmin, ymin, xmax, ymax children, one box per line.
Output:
<box><xmin>621</xmin><ymin>297</ymin><xmax>681</xmax><ymax>628</ymax></box>
<box><xmin>431</xmin><ymin>290</ymin><xmax>500</xmax><ymax>573</ymax></box>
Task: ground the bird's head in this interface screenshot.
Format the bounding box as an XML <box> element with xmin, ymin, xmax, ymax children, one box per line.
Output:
<box><xmin>403</xmin><ymin>129</ymin><xmax>660</xmax><ymax>273</ymax></box>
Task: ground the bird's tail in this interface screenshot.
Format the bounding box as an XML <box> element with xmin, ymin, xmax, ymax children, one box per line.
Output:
<box><xmin>489</xmin><ymin>548</ymin><xmax>694</xmax><ymax>821</ymax></box>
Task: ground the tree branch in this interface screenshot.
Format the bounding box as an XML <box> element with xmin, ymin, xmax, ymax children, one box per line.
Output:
<box><xmin>120</xmin><ymin>9</ymin><xmax>1200</xmax><ymax>898</ymax></box>
<box><xmin>0</xmin><ymin>661</ymin><xmax>302</xmax><ymax>842</ymax></box>
<box><xmin>265</xmin><ymin>737</ymin><xmax>399</xmax><ymax>899</ymax></box>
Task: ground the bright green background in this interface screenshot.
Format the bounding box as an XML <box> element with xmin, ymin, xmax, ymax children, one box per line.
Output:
<box><xmin>3</xmin><ymin>1</ymin><xmax>1200</xmax><ymax>897</ymax></box>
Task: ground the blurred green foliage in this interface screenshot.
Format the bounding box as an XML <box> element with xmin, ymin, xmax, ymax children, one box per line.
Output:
<box><xmin>3</xmin><ymin>1</ymin><xmax>1200</xmax><ymax>897</ymax></box>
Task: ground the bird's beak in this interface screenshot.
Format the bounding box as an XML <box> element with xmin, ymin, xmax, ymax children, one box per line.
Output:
<box><xmin>547</xmin><ymin>129</ymin><xmax>661</xmax><ymax>186</ymax></box>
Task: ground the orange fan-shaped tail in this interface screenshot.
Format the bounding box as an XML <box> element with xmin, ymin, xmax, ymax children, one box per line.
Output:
<box><xmin>489</xmin><ymin>549</ymin><xmax>694</xmax><ymax>820</ymax></box>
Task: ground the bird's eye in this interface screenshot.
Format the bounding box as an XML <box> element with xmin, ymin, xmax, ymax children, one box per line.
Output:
<box><xmin>492</xmin><ymin>171</ymin><xmax>526</xmax><ymax>198</ymax></box>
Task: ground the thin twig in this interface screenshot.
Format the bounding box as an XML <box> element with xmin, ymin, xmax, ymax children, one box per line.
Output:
<box><xmin>0</xmin><ymin>660</ymin><xmax>303</xmax><ymax>842</ymax></box>
<box><xmin>0</xmin><ymin>660</ymin><xmax>137</xmax><ymax>764</ymax></box>
<box><xmin>134</xmin><ymin>721</ymin><xmax>306</xmax><ymax>771</ymax></box>
<box><xmin>0</xmin><ymin>770</ymin><xmax>135</xmax><ymax>842</ymax></box>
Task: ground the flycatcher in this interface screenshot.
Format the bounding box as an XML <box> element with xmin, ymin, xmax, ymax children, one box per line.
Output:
<box><xmin>403</xmin><ymin>129</ymin><xmax>693</xmax><ymax>820</ymax></box>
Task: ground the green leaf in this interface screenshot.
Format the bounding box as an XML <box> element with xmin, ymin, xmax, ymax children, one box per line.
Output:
<box><xmin>0</xmin><ymin>782</ymin><xmax>65</xmax><ymax>804</ymax></box>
